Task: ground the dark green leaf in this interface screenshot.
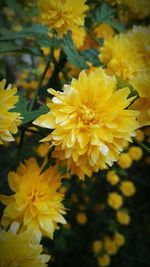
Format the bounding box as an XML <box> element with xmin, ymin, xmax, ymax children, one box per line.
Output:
<box><xmin>80</xmin><ymin>48</ymin><xmax>100</xmax><ymax>66</ymax></box>
<box><xmin>13</xmin><ymin>94</ymin><xmax>49</xmax><ymax>125</ymax></box>
<box><xmin>0</xmin><ymin>41</ymin><xmax>19</xmax><ymax>53</ymax></box>
<box><xmin>116</xmin><ymin>75</ymin><xmax>139</xmax><ymax>98</ymax></box>
<box><xmin>62</xmin><ymin>33</ymin><xmax>88</xmax><ymax>69</ymax></box>
<box><xmin>0</xmin><ymin>24</ymin><xmax>49</xmax><ymax>41</ymax></box>
<box><xmin>93</xmin><ymin>3</ymin><xmax>115</xmax><ymax>24</ymax></box>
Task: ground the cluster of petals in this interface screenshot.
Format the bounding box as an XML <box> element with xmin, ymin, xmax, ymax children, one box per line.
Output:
<box><xmin>0</xmin><ymin>158</ymin><xmax>66</xmax><ymax>239</ymax></box>
<box><xmin>33</xmin><ymin>68</ymin><xmax>139</xmax><ymax>179</ymax></box>
<box><xmin>100</xmin><ymin>25</ymin><xmax>150</xmax><ymax>127</ymax></box>
<box><xmin>0</xmin><ymin>79</ymin><xmax>21</xmax><ymax>144</ymax></box>
<box><xmin>37</xmin><ymin>0</ymin><xmax>89</xmax><ymax>35</ymax></box>
<box><xmin>0</xmin><ymin>229</ymin><xmax>50</xmax><ymax>267</ymax></box>
<box><xmin>108</xmin><ymin>0</ymin><xmax>150</xmax><ymax>19</ymax></box>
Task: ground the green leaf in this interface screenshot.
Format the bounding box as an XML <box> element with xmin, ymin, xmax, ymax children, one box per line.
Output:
<box><xmin>62</xmin><ymin>33</ymin><xmax>88</xmax><ymax>69</ymax></box>
<box><xmin>80</xmin><ymin>48</ymin><xmax>100</xmax><ymax>67</ymax></box>
<box><xmin>13</xmin><ymin>94</ymin><xmax>49</xmax><ymax>125</ymax></box>
<box><xmin>0</xmin><ymin>41</ymin><xmax>19</xmax><ymax>53</ymax></box>
<box><xmin>0</xmin><ymin>24</ymin><xmax>49</xmax><ymax>41</ymax></box>
<box><xmin>116</xmin><ymin>75</ymin><xmax>139</xmax><ymax>98</ymax></box>
<box><xmin>109</xmin><ymin>20</ymin><xmax>126</xmax><ymax>32</ymax></box>
<box><xmin>6</xmin><ymin>0</ymin><xmax>22</xmax><ymax>14</ymax></box>
<box><xmin>93</xmin><ymin>3</ymin><xmax>115</xmax><ymax>24</ymax></box>
<box><xmin>0</xmin><ymin>41</ymin><xmax>43</xmax><ymax>56</ymax></box>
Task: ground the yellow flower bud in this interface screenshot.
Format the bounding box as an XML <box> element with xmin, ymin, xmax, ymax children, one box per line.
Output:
<box><xmin>108</xmin><ymin>193</ymin><xmax>123</xmax><ymax>209</ymax></box>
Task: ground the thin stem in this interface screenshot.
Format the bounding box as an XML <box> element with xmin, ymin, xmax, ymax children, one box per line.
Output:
<box><xmin>17</xmin><ymin>130</ymin><xmax>25</xmax><ymax>164</ymax></box>
<box><xmin>86</xmin><ymin>27</ymin><xmax>101</xmax><ymax>46</ymax></box>
<box><xmin>28</xmin><ymin>58</ymin><xmax>51</xmax><ymax>111</ymax></box>
<box><xmin>28</xmin><ymin>34</ymin><xmax>55</xmax><ymax>111</ymax></box>
<box><xmin>133</xmin><ymin>138</ymin><xmax>150</xmax><ymax>154</ymax></box>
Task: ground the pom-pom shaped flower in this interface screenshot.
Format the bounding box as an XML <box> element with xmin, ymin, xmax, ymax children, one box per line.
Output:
<box><xmin>0</xmin><ymin>79</ymin><xmax>21</xmax><ymax>144</ymax></box>
<box><xmin>127</xmin><ymin>25</ymin><xmax>150</xmax><ymax>64</ymax></box>
<box><xmin>130</xmin><ymin>72</ymin><xmax>150</xmax><ymax>127</ymax></box>
<box><xmin>0</xmin><ymin>229</ymin><xmax>50</xmax><ymax>267</ymax></box>
<box><xmin>122</xmin><ymin>0</ymin><xmax>150</xmax><ymax>19</ymax></box>
<box><xmin>33</xmin><ymin>68</ymin><xmax>139</xmax><ymax>180</ymax></box>
<box><xmin>0</xmin><ymin>158</ymin><xmax>66</xmax><ymax>239</ymax></box>
<box><xmin>100</xmin><ymin>33</ymin><xmax>145</xmax><ymax>81</ymax></box>
<box><xmin>37</xmin><ymin>0</ymin><xmax>88</xmax><ymax>35</ymax></box>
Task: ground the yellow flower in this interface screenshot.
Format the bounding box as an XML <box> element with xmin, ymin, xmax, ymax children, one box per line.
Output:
<box><xmin>108</xmin><ymin>0</ymin><xmax>150</xmax><ymax>19</ymax></box>
<box><xmin>100</xmin><ymin>33</ymin><xmax>145</xmax><ymax>80</ymax></box>
<box><xmin>71</xmin><ymin>26</ymin><xmax>86</xmax><ymax>49</ymax></box>
<box><xmin>120</xmin><ymin>181</ymin><xmax>136</xmax><ymax>197</ymax></box>
<box><xmin>135</xmin><ymin>129</ymin><xmax>144</xmax><ymax>142</ymax></box>
<box><xmin>128</xmin><ymin>146</ymin><xmax>143</xmax><ymax>161</ymax></box>
<box><xmin>106</xmin><ymin>170</ymin><xmax>120</xmax><ymax>185</ymax></box>
<box><xmin>92</xmin><ymin>240</ymin><xmax>103</xmax><ymax>254</ymax></box>
<box><xmin>0</xmin><ymin>79</ymin><xmax>21</xmax><ymax>144</ymax></box>
<box><xmin>107</xmin><ymin>192</ymin><xmax>123</xmax><ymax>210</ymax></box>
<box><xmin>118</xmin><ymin>152</ymin><xmax>132</xmax><ymax>169</ymax></box>
<box><xmin>94</xmin><ymin>23</ymin><xmax>115</xmax><ymax>40</ymax></box>
<box><xmin>130</xmin><ymin>72</ymin><xmax>150</xmax><ymax>127</ymax></box>
<box><xmin>33</xmin><ymin>68</ymin><xmax>139</xmax><ymax>180</ymax></box>
<box><xmin>76</xmin><ymin>212</ymin><xmax>87</xmax><ymax>225</ymax></box>
<box><xmin>127</xmin><ymin>26</ymin><xmax>150</xmax><ymax>63</ymax></box>
<box><xmin>131</xmin><ymin>97</ymin><xmax>150</xmax><ymax>127</ymax></box>
<box><xmin>36</xmin><ymin>142</ymin><xmax>50</xmax><ymax>157</ymax></box>
<box><xmin>98</xmin><ymin>254</ymin><xmax>111</xmax><ymax>267</ymax></box>
<box><xmin>114</xmin><ymin>232</ymin><xmax>125</xmax><ymax>247</ymax></box>
<box><xmin>104</xmin><ymin>236</ymin><xmax>118</xmax><ymax>255</ymax></box>
<box><xmin>122</xmin><ymin>0</ymin><xmax>150</xmax><ymax>19</ymax></box>
<box><xmin>0</xmin><ymin>158</ymin><xmax>66</xmax><ymax>239</ymax></box>
<box><xmin>37</xmin><ymin>0</ymin><xmax>89</xmax><ymax>35</ymax></box>
<box><xmin>116</xmin><ymin>210</ymin><xmax>130</xmax><ymax>225</ymax></box>
<box><xmin>0</xmin><ymin>229</ymin><xmax>50</xmax><ymax>267</ymax></box>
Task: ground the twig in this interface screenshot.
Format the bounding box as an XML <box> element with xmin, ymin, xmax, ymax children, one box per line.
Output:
<box><xmin>133</xmin><ymin>138</ymin><xmax>150</xmax><ymax>154</ymax></box>
<box><xmin>28</xmin><ymin>34</ymin><xmax>55</xmax><ymax>111</ymax></box>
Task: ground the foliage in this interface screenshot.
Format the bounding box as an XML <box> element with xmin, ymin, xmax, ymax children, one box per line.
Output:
<box><xmin>0</xmin><ymin>0</ymin><xmax>150</xmax><ymax>267</ymax></box>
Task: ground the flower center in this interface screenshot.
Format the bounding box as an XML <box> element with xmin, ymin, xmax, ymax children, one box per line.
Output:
<box><xmin>80</xmin><ymin>104</ymin><xmax>95</xmax><ymax>124</ymax></box>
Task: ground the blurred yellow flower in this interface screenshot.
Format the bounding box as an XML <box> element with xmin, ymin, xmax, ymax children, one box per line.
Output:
<box><xmin>108</xmin><ymin>192</ymin><xmax>123</xmax><ymax>209</ymax></box>
<box><xmin>120</xmin><ymin>181</ymin><xmax>136</xmax><ymax>197</ymax></box>
<box><xmin>116</xmin><ymin>210</ymin><xmax>130</xmax><ymax>225</ymax></box>
<box><xmin>92</xmin><ymin>240</ymin><xmax>103</xmax><ymax>254</ymax></box>
<box><xmin>106</xmin><ymin>170</ymin><xmax>120</xmax><ymax>185</ymax></box>
<box><xmin>71</xmin><ymin>26</ymin><xmax>86</xmax><ymax>49</ymax></box>
<box><xmin>130</xmin><ymin>72</ymin><xmax>150</xmax><ymax>127</ymax></box>
<box><xmin>122</xmin><ymin>0</ymin><xmax>150</xmax><ymax>19</ymax></box>
<box><xmin>104</xmin><ymin>236</ymin><xmax>118</xmax><ymax>255</ymax></box>
<box><xmin>127</xmin><ymin>26</ymin><xmax>150</xmax><ymax>63</ymax></box>
<box><xmin>33</xmin><ymin>68</ymin><xmax>139</xmax><ymax>180</ymax></box>
<box><xmin>108</xmin><ymin>0</ymin><xmax>150</xmax><ymax>19</ymax></box>
<box><xmin>128</xmin><ymin>146</ymin><xmax>143</xmax><ymax>161</ymax></box>
<box><xmin>118</xmin><ymin>153</ymin><xmax>132</xmax><ymax>169</ymax></box>
<box><xmin>100</xmin><ymin>33</ymin><xmax>145</xmax><ymax>80</ymax></box>
<box><xmin>37</xmin><ymin>0</ymin><xmax>89</xmax><ymax>35</ymax></box>
<box><xmin>94</xmin><ymin>23</ymin><xmax>115</xmax><ymax>40</ymax></box>
<box><xmin>0</xmin><ymin>79</ymin><xmax>21</xmax><ymax>144</ymax></box>
<box><xmin>135</xmin><ymin>129</ymin><xmax>144</xmax><ymax>142</ymax></box>
<box><xmin>36</xmin><ymin>142</ymin><xmax>50</xmax><ymax>157</ymax></box>
<box><xmin>114</xmin><ymin>232</ymin><xmax>125</xmax><ymax>247</ymax></box>
<box><xmin>98</xmin><ymin>254</ymin><xmax>111</xmax><ymax>267</ymax></box>
<box><xmin>76</xmin><ymin>212</ymin><xmax>87</xmax><ymax>225</ymax></box>
<box><xmin>131</xmin><ymin>97</ymin><xmax>150</xmax><ymax>127</ymax></box>
<box><xmin>0</xmin><ymin>158</ymin><xmax>66</xmax><ymax>239</ymax></box>
<box><xmin>0</xmin><ymin>229</ymin><xmax>50</xmax><ymax>267</ymax></box>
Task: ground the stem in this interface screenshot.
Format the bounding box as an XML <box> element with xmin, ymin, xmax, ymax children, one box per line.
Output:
<box><xmin>133</xmin><ymin>138</ymin><xmax>150</xmax><ymax>154</ymax></box>
<box><xmin>17</xmin><ymin>130</ymin><xmax>25</xmax><ymax>164</ymax></box>
<box><xmin>86</xmin><ymin>28</ymin><xmax>101</xmax><ymax>46</ymax></box>
<box><xmin>28</xmin><ymin>58</ymin><xmax>51</xmax><ymax>111</ymax></box>
<box><xmin>28</xmin><ymin>34</ymin><xmax>55</xmax><ymax>111</ymax></box>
